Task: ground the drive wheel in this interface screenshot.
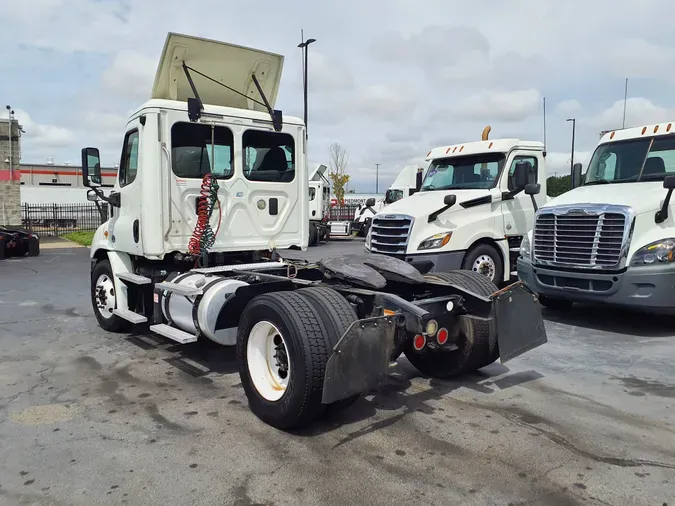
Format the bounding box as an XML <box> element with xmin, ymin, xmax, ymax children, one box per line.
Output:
<box><xmin>91</xmin><ymin>259</ymin><xmax>129</xmax><ymax>333</ymax></box>
<box><xmin>237</xmin><ymin>291</ymin><xmax>332</xmax><ymax>430</ymax></box>
<box><xmin>296</xmin><ymin>287</ymin><xmax>361</xmax><ymax>416</ymax></box>
<box><xmin>403</xmin><ymin>270</ymin><xmax>499</xmax><ymax>377</ymax></box>
<box><xmin>309</xmin><ymin>223</ymin><xmax>319</xmax><ymax>247</ymax></box>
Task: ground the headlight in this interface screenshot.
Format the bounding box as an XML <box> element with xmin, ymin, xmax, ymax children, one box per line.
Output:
<box><xmin>418</xmin><ymin>232</ymin><xmax>452</xmax><ymax>251</ymax></box>
<box><xmin>520</xmin><ymin>234</ymin><xmax>531</xmax><ymax>258</ymax></box>
<box><xmin>630</xmin><ymin>239</ymin><xmax>675</xmax><ymax>266</ymax></box>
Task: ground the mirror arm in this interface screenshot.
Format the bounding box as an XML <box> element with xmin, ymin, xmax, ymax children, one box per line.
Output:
<box><xmin>655</xmin><ymin>188</ymin><xmax>673</xmax><ymax>224</ymax></box>
<box><xmin>428</xmin><ymin>203</ymin><xmax>453</xmax><ymax>223</ymax></box>
<box><xmin>530</xmin><ymin>194</ymin><xmax>539</xmax><ymax>213</ymax></box>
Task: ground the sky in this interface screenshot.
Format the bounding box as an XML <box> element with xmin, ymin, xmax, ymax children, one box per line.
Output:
<box><xmin>3</xmin><ymin>0</ymin><xmax>675</xmax><ymax>192</ymax></box>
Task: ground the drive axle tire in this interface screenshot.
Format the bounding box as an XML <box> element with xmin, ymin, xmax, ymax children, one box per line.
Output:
<box><xmin>309</xmin><ymin>223</ymin><xmax>319</xmax><ymax>247</ymax></box>
<box><xmin>296</xmin><ymin>287</ymin><xmax>361</xmax><ymax>416</ymax></box>
<box><xmin>403</xmin><ymin>270</ymin><xmax>500</xmax><ymax>378</ymax></box>
<box><xmin>91</xmin><ymin>259</ymin><xmax>130</xmax><ymax>333</ymax></box>
<box><xmin>237</xmin><ymin>291</ymin><xmax>333</xmax><ymax>430</ymax></box>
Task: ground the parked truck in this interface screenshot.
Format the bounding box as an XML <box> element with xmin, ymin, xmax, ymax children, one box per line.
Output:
<box><xmin>308</xmin><ymin>163</ymin><xmax>330</xmax><ymax>246</ymax></box>
<box><xmin>365</xmin><ymin>127</ymin><xmax>548</xmax><ymax>285</ymax></box>
<box><xmin>352</xmin><ymin>164</ymin><xmax>426</xmax><ymax>237</ymax></box>
<box><xmin>518</xmin><ymin>122</ymin><xmax>675</xmax><ymax>313</ymax></box>
<box><xmin>82</xmin><ymin>32</ymin><xmax>548</xmax><ymax>430</ymax></box>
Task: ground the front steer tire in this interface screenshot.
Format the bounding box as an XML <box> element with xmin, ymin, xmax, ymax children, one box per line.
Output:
<box><xmin>90</xmin><ymin>259</ymin><xmax>130</xmax><ymax>334</ymax></box>
<box><xmin>236</xmin><ymin>291</ymin><xmax>334</xmax><ymax>430</ymax></box>
<box><xmin>403</xmin><ymin>270</ymin><xmax>500</xmax><ymax>378</ymax></box>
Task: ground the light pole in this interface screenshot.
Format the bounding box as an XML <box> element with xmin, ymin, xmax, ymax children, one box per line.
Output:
<box><xmin>375</xmin><ymin>163</ymin><xmax>380</xmax><ymax>193</ymax></box>
<box><xmin>567</xmin><ymin>118</ymin><xmax>576</xmax><ymax>178</ymax></box>
<box><xmin>297</xmin><ymin>35</ymin><xmax>316</xmax><ymax>140</ymax></box>
<box><xmin>6</xmin><ymin>105</ymin><xmax>13</xmax><ymax>180</ymax></box>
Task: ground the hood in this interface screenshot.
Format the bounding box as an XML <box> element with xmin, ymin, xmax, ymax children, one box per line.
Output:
<box><xmin>152</xmin><ymin>32</ymin><xmax>284</xmax><ymax>112</ymax></box>
<box><xmin>378</xmin><ymin>189</ymin><xmax>491</xmax><ymax>220</ymax></box>
<box><xmin>543</xmin><ymin>182</ymin><xmax>665</xmax><ymax>215</ymax></box>
<box><xmin>309</xmin><ymin>164</ymin><xmax>328</xmax><ymax>181</ymax></box>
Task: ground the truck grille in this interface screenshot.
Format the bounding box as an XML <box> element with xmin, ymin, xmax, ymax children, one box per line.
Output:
<box><xmin>533</xmin><ymin>208</ymin><xmax>630</xmax><ymax>269</ymax></box>
<box><xmin>369</xmin><ymin>215</ymin><xmax>413</xmax><ymax>256</ymax></box>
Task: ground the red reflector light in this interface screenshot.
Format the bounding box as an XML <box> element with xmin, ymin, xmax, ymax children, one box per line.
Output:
<box><xmin>437</xmin><ymin>328</ymin><xmax>449</xmax><ymax>345</ymax></box>
<box><xmin>413</xmin><ymin>334</ymin><xmax>426</xmax><ymax>351</ymax></box>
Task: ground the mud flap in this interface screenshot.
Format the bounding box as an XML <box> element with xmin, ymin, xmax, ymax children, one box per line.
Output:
<box><xmin>321</xmin><ymin>316</ymin><xmax>397</xmax><ymax>404</ymax></box>
<box><xmin>493</xmin><ymin>282</ymin><xmax>548</xmax><ymax>363</ymax></box>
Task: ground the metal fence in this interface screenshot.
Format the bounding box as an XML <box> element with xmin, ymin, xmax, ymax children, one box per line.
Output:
<box><xmin>21</xmin><ymin>203</ymin><xmax>108</xmax><ymax>237</ymax></box>
<box><xmin>330</xmin><ymin>205</ymin><xmax>359</xmax><ymax>222</ymax></box>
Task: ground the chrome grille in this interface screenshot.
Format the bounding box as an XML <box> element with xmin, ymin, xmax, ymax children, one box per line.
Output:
<box><xmin>369</xmin><ymin>215</ymin><xmax>413</xmax><ymax>256</ymax></box>
<box><xmin>533</xmin><ymin>208</ymin><xmax>629</xmax><ymax>268</ymax></box>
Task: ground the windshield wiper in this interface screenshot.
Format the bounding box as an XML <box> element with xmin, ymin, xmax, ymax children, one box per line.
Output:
<box><xmin>584</xmin><ymin>179</ymin><xmax>611</xmax><ymax>186</ymax></box>
<box><xmin>585</xmin><ymin>177</ymin><xmax>637</xmax><ymax>186</ymax></box>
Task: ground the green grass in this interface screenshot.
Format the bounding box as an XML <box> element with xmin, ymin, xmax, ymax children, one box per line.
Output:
<box><xmin>63</xmin><ymin>230</ymin><xmax>95</xmax><ymax>247</ymax></box>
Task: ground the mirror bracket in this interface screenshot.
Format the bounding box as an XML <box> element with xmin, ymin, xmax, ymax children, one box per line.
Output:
<box><xmin>428</xmin><ymin>194</ymin><xmax>457</xmax><ymax>223</ymax></box>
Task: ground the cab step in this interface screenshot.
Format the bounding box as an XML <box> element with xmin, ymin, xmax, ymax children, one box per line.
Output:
<box><xmin>149</xmin><ymin>324</ymin><xmax>198</xmax><ymax>344</ymax></box>
<box><xmin>154</xmin><ymin>282</ymin><xmax>202</xmax><ymax>297</ymax></box>
<box><xmin>113</xmin><ymin>308</ymin><xmax>148</xmax><ymax>324</ymax></box>
<box><xmin>117</xmin><ymin>272</ymin><xmax>152</xmax><ymax>285</ymax></box>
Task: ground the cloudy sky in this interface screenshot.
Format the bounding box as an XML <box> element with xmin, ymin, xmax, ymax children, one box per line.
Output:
<box><xmin>3</xmin><ymin>0</ymin><xmax>675</xmax><ymax>192</ymax></box>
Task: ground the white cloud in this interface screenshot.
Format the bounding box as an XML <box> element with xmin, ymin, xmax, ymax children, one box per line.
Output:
<box><xmin>455</xmin><ymin>89</ymin><xmax>541</xmax><ymax>122</ymax></box>
<box><xmin>555</xmin><ymin>99</ymin><xmax>582</xmax><ymax>116</ymax></box>
<box><xmin>101</xmin><ymin>51</ymin><xmax>157</xmax><ymax>101</ymax></box>
<box><xmin>583</xmin><ymin>97</ymin><xmax>675</xmax><ymax>131</ymax></box>
<box><xmin>12</xmin><ymin>109</ymin><xmax>75</xmax><ymax>150</ymax></box>
<box><xmin>352</xmin><ymin>85</ymin><xmax>418</xmax><ymax>121</ymax></box>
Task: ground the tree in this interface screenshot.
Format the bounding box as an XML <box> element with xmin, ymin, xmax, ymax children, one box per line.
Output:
<box><xmin>328</xmin><ymin>142</ymin><xmax>350</xmax><ymax>205</ymax></box>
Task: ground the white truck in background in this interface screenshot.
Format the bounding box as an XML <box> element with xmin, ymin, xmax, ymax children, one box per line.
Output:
<box><xmin>79</xmin><ymin>32</ymin><xmax>548</xmax><ymax>430</ymax></box>
<box><xmin>365</xmin><ymin>126</ymin><xmax>548</xmax><ymax>285</ymax></box>
<box><xmin>352</xmin><ymin>164</ymin><xmax>426</xmax><ymax>237</ymax></box>
<box><xmin>308</xmin><ymin>163</ymin><xmax>331</xmax><ymax>246</ymax></box>
<box><xmin>518</xmin><ymin>122</ymin><xmax>675</xmax><ymax>313</ymax></box>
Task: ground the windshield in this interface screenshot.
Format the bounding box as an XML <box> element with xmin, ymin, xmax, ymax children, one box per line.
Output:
<box><xmin>385</xmin><ymin>189</ymin><xmax>404</xmax><ymax>204</ymax></box>
<box><xmin>421</xmin><ymin>153</ymin><xmax>505</xmax><ymax>191</ymax></box>
<box><xmin>584</xmin><ymin>135</ymin><xmax>675</xmax><ymax>185</ymax></box>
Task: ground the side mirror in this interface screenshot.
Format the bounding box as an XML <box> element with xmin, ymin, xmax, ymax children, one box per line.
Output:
<box><xmin>656</xmin><ymin>175</ymin><xmax>675</xmax><ymax>224</ymax></box>
<box><xmin>428</xmin><ymin>194</ymin><xmax>456</xmax><ymax>223</ymax></box>
<box><xmin>525</xmin><ymin>183</ymin><xmax>540</xmax><ymax>196</ymax></box>
<box><xmin>571</xmin><ymin>163</ymin><xmax>583</xmax><ymax>189</ymax></box>
<box><xmin>513</xmin><ymin>161</ymin><xmax>529</xmax><ymax>189</ymax></box>
<box><xmin>444</xmin><ymin>194</ymin><xmax>457</xmax><ymax>206</ymax></box>
<box><xmin>81</xmin><ymin>147</ymin><xmax>102</xmax><ymax>187</ymax></box>
<box><xmin>86</xmin><ymin>189</ymin><xmax>100</xmax><ymax>202</ymax></box>
<box><xmin>365</xmin><ymin>198</ymin><xmax>376</xmax><ymax>207</ymax></box>
<box><xmin>415</xmin><ymin>168</ymin><xmax>424</xmax><ymax>192</ymax></box>
<box><xmin>664</xmin><ymin>175</ymin><xmax>675</xmax><ymax>189</ymax></box>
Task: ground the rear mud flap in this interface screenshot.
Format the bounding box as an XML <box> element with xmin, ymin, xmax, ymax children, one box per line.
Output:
<box><xmin>322</xmin><ymin>316</ymin><xmax>397</xmax><ymax>405</ymax></box>
<box><xmin>493</xmin><ymin>282</ymin><xmax>547</xmax><ymax>363</ymax></box>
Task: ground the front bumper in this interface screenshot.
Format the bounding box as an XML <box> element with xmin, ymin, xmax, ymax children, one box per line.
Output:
<box><xmin>517</xmin><ymin>256</ymin><xmax>675</xmax><ymax>313</ymax></box>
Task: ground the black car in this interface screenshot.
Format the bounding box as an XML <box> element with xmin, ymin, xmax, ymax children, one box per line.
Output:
<box><xmin>0</xmin><ymin>226</ymin><xmax>40</xmax><ymax>259</ymax></box>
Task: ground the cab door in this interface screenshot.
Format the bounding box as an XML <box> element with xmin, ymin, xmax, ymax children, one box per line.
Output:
<box><xmin>108</xmin><ymin>122</ymin><xmax>143</xmax><ymax>255</ymax></box>
<box><xmin>501</xmin><ymin>152</ymin><xmax>541</xmax><ymax>237</ymax></box>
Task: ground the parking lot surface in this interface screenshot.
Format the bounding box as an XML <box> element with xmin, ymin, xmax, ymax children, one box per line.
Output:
<box><xmin>0</xmin><ymin>238</ymin><xmax>673</xmax><ymax>505</ymax></box>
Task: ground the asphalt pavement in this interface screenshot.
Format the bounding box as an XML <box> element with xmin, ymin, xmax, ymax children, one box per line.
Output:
<box><xmin>0</xmin><ymin>238</ymin><xmax>673</xmax><ymax>506</ymax></box>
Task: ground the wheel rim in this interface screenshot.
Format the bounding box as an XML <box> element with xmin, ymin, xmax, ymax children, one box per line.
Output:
<box><xmin>246</xmin><ymin>321</ymin><xmax>290</xmax><ymax>402</ymax></box>
<box><xmin>471</xmin><ymin>254</ymin><xmax>496</xmax><ymax>281</ymax></box>
<box><xmin>94</xmin><ymin>273</ymin><xmax>116</xmax><ymax>319</ymax></box>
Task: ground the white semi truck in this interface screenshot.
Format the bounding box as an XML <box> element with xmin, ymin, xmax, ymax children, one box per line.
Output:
<box><xmin>81</xmin><ymin>32</ymin><xmax>548</xmax><ymax>430</ymax></box>
<box><xmin>518</xmin><ymin>122</ymin><xmax>675</xmax><ymax>312</ymax></box>
<box><xmin>308</xmin><ymin>163</ymin><xmax>330</xmax><ymax>246</ymax></box>
<box><xmin>352</xmin><ymin>164</ymin><xmax>426</xmax><ymax>236</ymax></box>
<box><xmin>365</xmin><ymin>127</ymin><xmax>548</xmax><ymax>285</ymax></box>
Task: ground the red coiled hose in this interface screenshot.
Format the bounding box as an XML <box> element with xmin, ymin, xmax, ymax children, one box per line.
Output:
<box><xmin>188</xmin><ymin>173</ymin><xmax>221</xmax><ymax>257</ymax></box>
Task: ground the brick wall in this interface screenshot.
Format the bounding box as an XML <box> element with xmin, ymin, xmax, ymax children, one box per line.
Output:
<box><xmin>0</xmin><ymin>119</ymin><xmax>22</xmax><ymax>226</ymax></box>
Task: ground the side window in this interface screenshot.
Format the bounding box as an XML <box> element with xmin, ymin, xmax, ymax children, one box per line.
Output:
<box><xmin>119</xmin><ymin>130</ymin><xmax>139</xmax><ymax>187</ymax></box>
<box><xmin>243</xmin><ymin>130</ymin><xmax>295</xmax><ymax>182</ymax></box>
<box><xmin>309</xmin><ymin>187</ymin><xmax>316</xmax><ymax>200</ymax></box>
<box><xmin>507</xmin><ymin>155</ymin><xmax>538</xmax><ymax>191</ymax></box>
<box><xmin>170</xmin><ymin>122</ymin><xmax>234</xmax><ymax>179</ymax></box>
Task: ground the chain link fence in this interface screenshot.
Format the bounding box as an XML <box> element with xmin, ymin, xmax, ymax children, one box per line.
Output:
<box><xmin>21</xmin><ymin>203</ymin><xmax>108</xmax><ymax>237</ymax></box>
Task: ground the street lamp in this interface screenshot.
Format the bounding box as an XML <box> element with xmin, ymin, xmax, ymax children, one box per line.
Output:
<box><xmin>298</xmin><ymin>36</ymin><xmax>316</xmax><ymax>140</ymax></box>
<box><xmin>6</xmin><ymin>105</ymin><xmax>14</xmax><ymax>179</ymax></box>
<box><xmin>566</xmin><ymin>118</ymin><xmax>576</xmax><ymax>179</ymax></box>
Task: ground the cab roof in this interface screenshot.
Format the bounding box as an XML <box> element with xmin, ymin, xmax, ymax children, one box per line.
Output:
<box><xmin>599</xmin><ymin>121</ymin><xmax>675</xmax><ymax>144</ymax></box>
<box><xmin>425</xmin><ymin>139</ymin><xmax>545</xmax><ymax>161</ymax></box>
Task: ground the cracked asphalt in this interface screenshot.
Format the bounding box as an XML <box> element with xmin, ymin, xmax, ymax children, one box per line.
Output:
<box><xmin>0</xmin><ymin>238</ymin><xmax>674</xmax><ymax>505</ymax></box>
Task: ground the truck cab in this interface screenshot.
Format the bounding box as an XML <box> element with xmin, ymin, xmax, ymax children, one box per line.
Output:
<box><xmin>308</xmin><ymin>164</ymin><xmax>331</xmax><ymax>245</ymax></box>
<box><xmin>365</xmin><ymin>137</ymin><xmax>547</xmax><ymax>284</ymax></box>
<box><xmin>518</xmin><ymin>122</ymin><xmax>675</xmax><ymax>313</ymax></box>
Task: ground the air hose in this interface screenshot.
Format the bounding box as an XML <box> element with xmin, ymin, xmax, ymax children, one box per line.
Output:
<box><xmin>188</xmin><ymin>173</ymin><xmax>221</xmax><ymax>265</ymax></box>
